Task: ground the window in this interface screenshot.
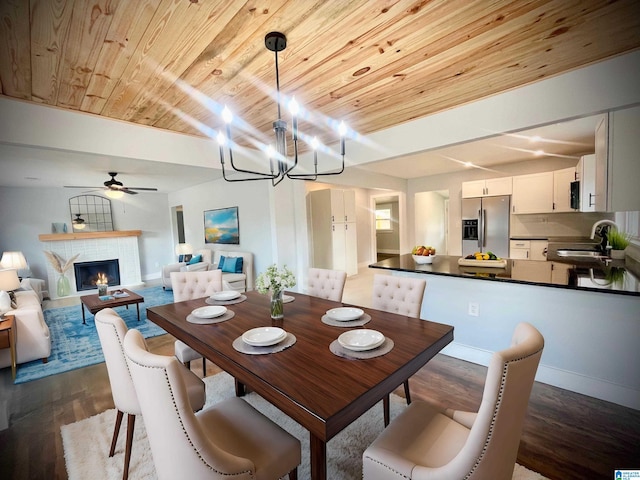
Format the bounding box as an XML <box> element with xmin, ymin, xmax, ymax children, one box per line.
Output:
<box><xmin>375</xmin><ymin>208</ymin><xmax>392</xmax><ymax>231</ymax></box>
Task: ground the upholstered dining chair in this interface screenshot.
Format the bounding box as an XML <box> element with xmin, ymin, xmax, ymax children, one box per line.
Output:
<box><xmin>307</xmin><ymin>267</ymin><xmax>347</xmax><ymax>302</ymax></box>
<box><xmin>123</xmin><ymin>328</ymin><xmax>301</xmax><ymax>480</ymax></box>
<box><xmin>95</xmin><ymin>308</ymin><xmax>206</xmax><ymax>480</ymax></box>
<box><xmin>371</xmin><ymin>274</ymin><xmax>427</xmax><ymax>425</ymax></box>
<box><xmin>170</xmin><ymin>269</ymin><xmax>224</xmax><ymax>376</ymax></box>
<box><xmin>363</xmin><ymin>322</ymin><xmax>544</xmax><ymax>480</ymax></box>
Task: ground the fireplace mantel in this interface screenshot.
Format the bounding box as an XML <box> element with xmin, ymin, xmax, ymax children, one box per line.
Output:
<box><xmin>38</xmin><ymin>230</ymin><xmax>141</xmax><ymax>241</ymax></box>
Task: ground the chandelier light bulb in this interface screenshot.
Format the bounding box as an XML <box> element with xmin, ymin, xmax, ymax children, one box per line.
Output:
<box><xmin>288</xmin><ymin>97</ymin><xmax>299</xmax><ymax>116</ymax></box>
<box><xmin>338</xmin><ymin>121</ymin><xmax>347</xmax><ymax>137</ymax></box>
<box><xmin>266</xmin><ymin>145</ymin><xmax>276</xmax><ymax>158</ymax></box>
<box><xmin>311</xmin><ymin>137</ymin><xmax>319</xmax><ymax>150</ymax></box>
<box><xmin>222</xmin><ymin>106</ymin><xmax>233</xmax><ymax>124</ymax></box>
<box><xmin>217</xmin><ymin>131</ymin><xmax>226</xmax><ymax>146</ymax></box>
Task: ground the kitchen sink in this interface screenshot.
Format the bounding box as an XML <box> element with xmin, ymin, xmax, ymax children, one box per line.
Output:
<box><xmin>555</xmin><ymin>249</ymin><xmax>607</xmax><ymax>258</ymax></box>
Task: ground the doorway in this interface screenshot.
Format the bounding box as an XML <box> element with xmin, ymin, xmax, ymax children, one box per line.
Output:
<box><xmin>171</xmin><ymin>205</ymin><xmax>186</xmax><ymax>249</ymax></box>
<box><xmin>373</xmin><ymin>195</ymin><xmax>401</xmax><ymax>262</ymax></box>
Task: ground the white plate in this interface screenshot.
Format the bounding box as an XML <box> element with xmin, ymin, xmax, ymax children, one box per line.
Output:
<box><xmin>210</xmin><ymin>290</ymin><xmax>241</xmax><ymax>301</ymax></box>
<box><xmin>191</xmin><ymin>305</ymin><xmax>227</xmax><ymax>319</ymax></box>
<box><xmin>326</xmin><ymin>307</ymin><xmax>364</xmax><ymax>322</ymax></box>
<box><xmin>242</xmin><ymin>327</ymin><xmax>287</xmax><ymax>347</ymax></box>
<box><xmin>338</xmin><ymin>329</ymin><xmax>385</xmax><ymax>351</ymax></box>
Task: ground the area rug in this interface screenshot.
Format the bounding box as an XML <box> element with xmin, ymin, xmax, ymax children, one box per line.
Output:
<box><xmin>61</xmin><ymin>371</ymin><xmax>549</xmax><ymax>480</ymax></box>
<box><xmin>15</xmin><ymin>286</ymin><xmax>173</xmax><ymax>384</ymax></box>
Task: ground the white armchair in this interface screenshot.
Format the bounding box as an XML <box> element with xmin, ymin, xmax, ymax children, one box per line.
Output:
<box><xmin>162</xmin><ymin>249</ymin><xmax>212</xmax><ymax>290</ymax></box>
<box><xmin>212</xmin><ymin>250</ymin><xmax>254</xmax><ymax>292</ymax></box>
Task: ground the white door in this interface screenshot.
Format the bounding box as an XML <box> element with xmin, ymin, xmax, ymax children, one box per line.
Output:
<box><xmin>331</xmin><ymin>222</ymin><xmax>347</xmax><ymax>271</ymax></box>
<box><xmin>344</xmin><ymin>222</ymin><xmax>358</xmax><ymax>275</ymax></box>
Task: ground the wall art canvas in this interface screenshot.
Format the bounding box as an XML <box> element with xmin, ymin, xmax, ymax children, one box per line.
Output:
<box><xmin>204</xmin><ymin>206</ymin><xmax>240</xmax><ymax>244</ymax></box>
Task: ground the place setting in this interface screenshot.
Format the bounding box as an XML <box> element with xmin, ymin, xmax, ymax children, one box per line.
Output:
<box><xmin>205</xmin><ymin>290</ymin><xmax>247</xmax><ymax>305</ymax></box>
<box><xmin>186</xmin><ymin>305</ymin><xmax>235</xmax><ymax>324</ymax></box>
<box><xmin>321</xmin><ymin>306</ymin><xmax>371</xmax><ymax>327</ymax></box>
<box><xmin>232</xmin><ymin>326</ymin><xmax>296</xmax><ymax>355</ymax></box>
<box><xmin>329</xmin><ymin>328</ymin><xmax>394</xmax><ymax>359</ymax></box>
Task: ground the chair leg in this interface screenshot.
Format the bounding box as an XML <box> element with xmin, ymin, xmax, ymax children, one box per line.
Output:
<box><xmin>404</xmin><ymin>379</ymin><xmax>412</xmax><ymax>405</ymax></box>
<box><xmin>122</xmin><ymin>414</ymin><xmax>136</xmax><ymax>480</ymax></box>
<box><xmin>288</xmin><ymin>467</ymin><xmax>298</xmax><ymax>480</ymax></box>
<box><xmin>185</xmin><ymin>360</ymin><xmax>191</xmax><ymax>370</ymax></box>
<box><xmin>383</xmin><ymin>395</ymin><xmax>390</xmax><ymax>426</ymax></box>
<box><xmin>202</xmin><ymin>357</ymin><xmax>206</xmax><ymax>376</ymax></box>
<box><xmin>109</xmin><ymin>410</ymin><xmax>124</xmax><ymax>457</ymax></box>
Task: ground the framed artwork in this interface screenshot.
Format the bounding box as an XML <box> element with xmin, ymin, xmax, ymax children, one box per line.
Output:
<box><xmin>204</xmin><ymin>206</ymin><xmax>240</xmax><ymax>244</ymax></box>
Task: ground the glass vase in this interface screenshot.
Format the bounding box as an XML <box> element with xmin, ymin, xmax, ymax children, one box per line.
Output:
<box><xmin>270</xmin><ymin>290</ymin><xmax>284</xmax><ymax>320</ymax></box>
<box><xmin>57</xmin><ymin>274</ymin><xmax>71</xmax><ymax>297</ymax></box>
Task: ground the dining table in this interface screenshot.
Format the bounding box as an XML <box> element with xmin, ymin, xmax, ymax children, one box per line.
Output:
<box><xmin>146</xmin><ymin>290</ymin><xmax>454</xmax><ymax>480</ymax></box>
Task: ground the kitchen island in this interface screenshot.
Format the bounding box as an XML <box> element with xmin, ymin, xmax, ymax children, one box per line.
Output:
<box><xmin>369</xmin><ymin>253</ymin><xmax>640</xmax><ymax>410</ymax></box>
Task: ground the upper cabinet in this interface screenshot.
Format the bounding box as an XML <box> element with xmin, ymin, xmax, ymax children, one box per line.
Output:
<box><xmin>462</xmin><ymin>177</ymin><xmax>512</xmax><ymax>198</ymax></box>
<box><xmin>596</xmin><ymin>105</ymin><xmax>640</xmax><ymax>212</ymax></box>
<box><xmin>552</xmin><ymin>167</ymin><xmax>577</xmax><ymax>213</ymax></box>
<box><xmin>512</xmin><ymin>172</ymin><xmax>554</xmax><ymax>214</ymax></box>
<box><xmin>577</xmin><ymin>154</ymin><xmax>596</xmax><ymax>212</ymax></box>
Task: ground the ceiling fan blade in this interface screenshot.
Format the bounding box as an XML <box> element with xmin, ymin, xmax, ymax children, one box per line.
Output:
<box><xmin>127</xmin><ymin>187</ymin><xmax>158</xmax><ymax>191</ymax></box>
<box><xmin>64</xmin><ymin>185</ymin><xmax>99</xmax><ymax>189</ymax></box>
<box><xmin>121</xmin><ymin>188</ymin><xmax>138</xmax><ymax>195</ymax></box>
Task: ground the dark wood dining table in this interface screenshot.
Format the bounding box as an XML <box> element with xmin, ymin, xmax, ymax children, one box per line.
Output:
<box><xmin>146</xmin><ymin>291</ymin><xmax>453</xmax><ymax>480</ymax></box>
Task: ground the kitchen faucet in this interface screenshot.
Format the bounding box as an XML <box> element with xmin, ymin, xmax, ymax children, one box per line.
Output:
<box><xmin>590</xmin><ymin>219</ymin><xmax>619</xmax><ymax>252</ymax></box>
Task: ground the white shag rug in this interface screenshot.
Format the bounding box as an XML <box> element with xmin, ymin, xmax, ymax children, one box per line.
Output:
<box><xmin>61</xmin><ymin>372</ymin><xmax>548</xmax><ymax>480</ymax></box>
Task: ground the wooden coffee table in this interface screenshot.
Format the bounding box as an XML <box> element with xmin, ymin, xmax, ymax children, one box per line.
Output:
<box><xmin>80</xmin><ymin>288</ymin><xmax>144</xmax><ymax>325</ymax></box>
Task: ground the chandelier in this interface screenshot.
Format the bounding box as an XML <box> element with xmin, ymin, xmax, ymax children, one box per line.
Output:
<box><xmin>217</xmin><ymin>32</ymin><xmax>347</xmax><ymax>186</ymax></box>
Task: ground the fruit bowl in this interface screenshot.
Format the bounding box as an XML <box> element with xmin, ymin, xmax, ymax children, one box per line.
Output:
<box><xmin>412</xmin><ymin>254</ymin><xmax>434</xmax><ymax>264</ymax></box>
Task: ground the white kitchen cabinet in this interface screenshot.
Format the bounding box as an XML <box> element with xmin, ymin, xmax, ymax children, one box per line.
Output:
<box><xmin>462</xmin><ymin>177</ymin><xmax>512</xmax><ymax>198</ymax></box>
<box><xmin>511</xmin><ymin>259</ymin><xmax>552</xmax><ymax>283</ymax></box>
<box><xmin>552</xmin><ymin>167</ymin><xmax>576</xmax><ymax>212</ymax></box>
<box><xmin>512</xmin><ymin>172</ymin><xmax>553</xmax><ymax>214</ymax></box>
<box><xmin>509</xmin><ymin>240</ymin><xmax>548</xmax><ymax>260</ymax></box>
<box><xmin>308</xmin><ymin>189</ymin><xmax>358</xmax><ymax>276</ymax></box>
<box><xmin>594</xmin><ymin>114</ymin><xmax>608</xmax><ymax>212</ymax></box>
<box><xmin>577</xmin><ymin>154</ymin><xmax>596</xmax><ymax>212</ymax></box>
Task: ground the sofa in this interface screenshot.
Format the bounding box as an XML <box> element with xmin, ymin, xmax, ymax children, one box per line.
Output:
<box><xmin>0</xmin><ymin>289</ymin><xmax>51</xmax><ymax>368</ymax></box>
<box><xmin>161</xmin><ymin>249</ymin><xmax>213</xmax><ymax>290</ymax></box>
<box><xmin>212</xmin><ymin>250</ymin><xmax>253</xmax><ymax>292</ymax></box>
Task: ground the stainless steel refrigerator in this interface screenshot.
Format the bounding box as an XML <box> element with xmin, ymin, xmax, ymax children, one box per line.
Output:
<box><xmin>462</xmin><ymin>195</ymin><xmax>510</xmax><ymax>258</ymax></box>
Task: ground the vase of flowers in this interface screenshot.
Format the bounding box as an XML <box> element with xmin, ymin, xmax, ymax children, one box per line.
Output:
<box><xmin>44</xmin><ymin>251</ymin><xmax>80</xmax><ymax>298</ymax></box>
<box><xmin>256</xmin><ymin>264</ymin><xmax>296</xmax><ymax>319</ymax></box>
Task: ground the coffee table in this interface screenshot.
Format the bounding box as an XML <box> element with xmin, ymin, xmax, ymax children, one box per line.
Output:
<box><xmin>79</xmin><ymin>288</ymin><xmax>144</xmax><ymax>325</ymax></box>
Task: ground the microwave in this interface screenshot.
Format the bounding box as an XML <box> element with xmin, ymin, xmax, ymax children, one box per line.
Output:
<box><xmin>570</xmin><ymin>180</ymin><xmax>580</xmax><ymax>210</ymax></box>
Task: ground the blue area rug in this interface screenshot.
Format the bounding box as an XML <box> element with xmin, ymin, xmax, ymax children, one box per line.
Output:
<box><xmin>15</xmin><ymin>286</ymin><xmax>174</xmax><ymax>384</ymax></box>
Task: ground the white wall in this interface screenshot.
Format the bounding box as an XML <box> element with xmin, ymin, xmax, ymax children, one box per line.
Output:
<box><xmin>414</xmin><ymin>192</ymin><xmax>447</xmax><ymax>253</ymax></box>
<box><xmin>0</xmin><ymin>186</ymin><xmax>171</xmax><ymax>283</ymax></box>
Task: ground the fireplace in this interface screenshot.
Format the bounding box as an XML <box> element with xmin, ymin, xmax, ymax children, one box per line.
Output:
<box><xmin>74</xmin><ymin>259</ymin><xmax>121</xmax><ymax>291</ymax></box>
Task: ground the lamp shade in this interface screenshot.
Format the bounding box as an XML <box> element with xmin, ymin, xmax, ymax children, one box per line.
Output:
<box><xmin>0</xmin><ymin>269</ymin><xmax>21</xmax><ymax>291</ymax></box>
<box><xmin>0</xmin><ymin>251</ymin><xmax>27</xmax><ymax>270</ymax></box>
<box><xmin>175</xmin><ymin>243</ymin><xmax>194</xmax><ymax>255</ymax></box>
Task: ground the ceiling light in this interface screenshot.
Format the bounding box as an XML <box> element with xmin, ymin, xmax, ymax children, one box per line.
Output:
<box><xmin>534</xmin><ymin>150</ymin><xmax>545</xmax><ymax>156</ymax></box>
<box><xmin>217</xmin><ymin>32</ymin><xmax>347</xmax><ymax>186</ymax></box>
<box><xmin>105</xmin><ymin>189</ymin><xmax>124</xmax><ymax>199</ymax></box>
<box><xmin>530</xmin><ymin>135</ymin><xmax>542</xmax><ymax>143</ymax></box>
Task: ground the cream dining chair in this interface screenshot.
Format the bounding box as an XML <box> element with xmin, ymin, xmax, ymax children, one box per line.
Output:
<box><xmin>95</xmin><ymin>308</ymin><xmax>206</xmax><ymax>480</ymax></box>
<box><xmin>363</xmin><ymin>322</ymin><xmax>544</xmax><ymax>480</ymax></box>
<box><xmin>307</xmin><ymin>267</ymin><xmax>347</xmax><ymax>302</ymax></box>
<box><xmin>123</xmin><ymin>328</ymin><xmax>301</xmax><ymax>480</ymax></box>
<box><xmin>371</xmin><ymin>274</ymin><xmax>427</xmax><ymax>425</ymax></box>
<box><xmin>170</xmin><ymin>269</ymin><xmax>224</xmax><ymax>376</ymax></box>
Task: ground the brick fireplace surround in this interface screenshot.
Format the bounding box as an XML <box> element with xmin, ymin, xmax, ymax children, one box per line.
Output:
<box><xmin>39</xmin><ymin>230</ymin><xmax>143</xmax><ymax>299</ymax></box>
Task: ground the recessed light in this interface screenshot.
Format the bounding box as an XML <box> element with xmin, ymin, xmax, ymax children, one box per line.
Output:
<box><xmin>534</xmin><ymin>150</ymin><xmax>544</xmax><ymax>156</ymax></box>
<box><xmin>530</xmin><ymin>135</ymin><xmax>541</xmax><ymax>143</ymax></box>
<box><xmin>464</xmin><ymin>162</ymin><xmax>473</xmax><ymax>168</ymax></box>
<box><xmin>25</xmin><ymin>176</ymin><xmax>40</xmax><ymax>181</ymax></box>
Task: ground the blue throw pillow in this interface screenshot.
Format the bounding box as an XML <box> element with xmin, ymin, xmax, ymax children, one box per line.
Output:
<box><xmin>221</xmin><ymin>256</ymin><xmax>243</xmax><ymax>274</ymax></box>
<box><xmin>217</xmin><ymin>255</ymin><xmax>226</xmax><ymax>270</ymax></box>
<box><xmin>187</xmin><ymin>254</ymin><xmax>202</xmax><ymax>265</ymax></box>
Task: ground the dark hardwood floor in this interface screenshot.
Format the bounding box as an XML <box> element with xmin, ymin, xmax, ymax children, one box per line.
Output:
<box><xmin>1</xmin><ymin>333</ymin><xmax>638</xmax><ymax>479</ymax></box>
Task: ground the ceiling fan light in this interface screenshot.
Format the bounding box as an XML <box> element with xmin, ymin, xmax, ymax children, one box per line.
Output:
<box><xmin>105</xmin><ymin>189</ymin><xmax>124</xmax><ymax>199</ymax></box>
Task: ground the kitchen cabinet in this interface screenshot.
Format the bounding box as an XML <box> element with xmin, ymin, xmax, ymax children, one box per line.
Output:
<box><xmin>598</xmin><ymin>105</ymin><xmax>640</xmax><ymax>212</ymax></box>
<box><xmin>550</xmin><ymin>262</ymin><xmax>573</xmax><ymax>285</ymax></box>
<box><xmin>510</xmin><ymin>240</ymin><xmax>548</xmax><ymax>260</ymax></box>
<box><xmin>577</xmin><ymin>154</ymin><xmax>596</xmax><ymax>212</ymax></box>
<box><xmin>511</xmin><ymin>259</ymin><xmax>552</xmax><ymax>283</ymax></box>
<box><xmin>512</xmin><ymin>172</ymin><xmax>553</xmax><ymax>214</ymax></box>
<box><xmin>462</xmin><ymin>177</ymin><xmax>512</xmax><ymax>198</ymax></box>
<box><xmin>552</xmin><ymin>167</ymin><xmax>576</xmax><ymax>212</ymax></box>
<box><xmin>308</xmin><ymin>189</ymin><xmax>358</xmax><ymax>276</ymax></box>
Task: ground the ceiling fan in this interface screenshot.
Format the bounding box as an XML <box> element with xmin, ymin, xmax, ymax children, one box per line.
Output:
<box><xmin>64</xmin><ymin>172</ymin><xmax>158</xmax><ymax>196</ymax></box>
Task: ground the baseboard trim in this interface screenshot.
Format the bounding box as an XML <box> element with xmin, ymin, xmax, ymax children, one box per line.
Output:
<box><xmin>441</xmin><ymin>342</ymin><xmax>640</xmax><ymax>410</ymax></box>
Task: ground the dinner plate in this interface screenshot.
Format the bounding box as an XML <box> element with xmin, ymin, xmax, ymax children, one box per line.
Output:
<box><xmin>242</xmin><ymin>327</ymin><xmax>287</xmax><ymax>347</ymax></box>
<box><xmin>191</xmin><ymin>305</ymin><xmax>227</xmax><ymax>319</ymax></box>
<box><xmin>210</xmin><ymin>290</ymin><xmax>241</xmax><ymax>301</ymax></box>
<box><xmin>326</xmin><ymin>307</ymin><xmax>364</xmax><ymax>322</ymax></box>
<box><xmin>338</xmin><ymin>329</ymin><xmax>385</xmax><ymax>351</ymax></box>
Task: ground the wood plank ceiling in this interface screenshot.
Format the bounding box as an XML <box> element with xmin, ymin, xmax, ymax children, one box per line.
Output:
<box><xmin>1</xmin><ymin>0</ymin><xmax>639</xmax><ymax>150</ymax></box>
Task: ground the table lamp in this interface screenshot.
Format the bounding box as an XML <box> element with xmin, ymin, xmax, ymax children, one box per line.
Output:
<box><xmin>0</xmin><ymin>269</ymin><xmax>21</xmax><ymax>318</ymax></box>
<box><xmin>175</xmin><ymin>243</ymin><xmax>194</xmax><ymax>262</ymax></box>
<box><xmin>0</xmin><ymin>252</ymin><xmax>28</xmax><ymax>280</ymax></box>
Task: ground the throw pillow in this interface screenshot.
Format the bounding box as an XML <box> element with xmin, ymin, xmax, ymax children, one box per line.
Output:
<box><xmin>0</xmin><ymin>290</ymin><xmax>11</xmax><ymax>314</ymax></box>
<box><xmin>188</xmin><ymin>254</ymin><xmax>202</xmax><ymax>265</ymax></box>
<box><xmin>217</xmin><ymin>255</ymin><xmax>226</xmax><ymax>270</ymax></box>
<box><xmin>221</xmin><ymin>256</ymin><xmax>243</xmax><ymax>274</ymax></box>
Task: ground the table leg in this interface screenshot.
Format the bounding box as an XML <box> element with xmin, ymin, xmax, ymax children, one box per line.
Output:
<box><xmin>235</xmin><ymin>379</ymin><xmax>246</xmax><ymax>397</ymax></box>
<box><xmin>136</xmin><ymin>303</ymin><xmax>140</xmax><ymax>321</ymax></box>
<box><xmin>9</xmin><ymin>324</ymin><xmax>16</xmax><ymax>381</ymax></box>
<box><xmin>81</xmin><ymin>304</ymin><xmax>86</xmax><ymax>325</ymax></box>
<box><xmin>310</xmin><ymin>434</ymin><xmax>327</xmax><ymax>480</ymax></box>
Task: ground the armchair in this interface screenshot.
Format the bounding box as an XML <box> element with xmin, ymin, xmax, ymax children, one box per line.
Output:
<box><xmin>162</xmin><ymin>249</ymin><xmax>212</xmax><ymax>290</ymax></box>
<box><xmin>212</xmin><ymin>250</ymin><xmax>254</xmax><ymax>292</ymax></box>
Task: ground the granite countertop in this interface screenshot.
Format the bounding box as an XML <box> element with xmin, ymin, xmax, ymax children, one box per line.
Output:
<box><xmin>369</xmin><ymin>254</ymin><xmax>640</xmax><ymax>296</ymax></box>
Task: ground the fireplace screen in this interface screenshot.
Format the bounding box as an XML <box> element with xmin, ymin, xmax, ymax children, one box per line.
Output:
<box><xmin>74</xmin><ymin>259</ymin><xmax>121</xmax><ymax>291</ymax></box>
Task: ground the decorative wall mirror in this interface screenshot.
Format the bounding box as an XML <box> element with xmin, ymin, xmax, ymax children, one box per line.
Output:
<box><xmin>69</xmin><ymin>195</ymin><xmax>114</xmax><ymax>232</ymax></box>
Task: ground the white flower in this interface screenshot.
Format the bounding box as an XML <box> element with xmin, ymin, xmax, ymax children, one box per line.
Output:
<box><xmin>256</xmin><ymin>264</ymin><xmax>296</xmax><ymax>294</ymax></box>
